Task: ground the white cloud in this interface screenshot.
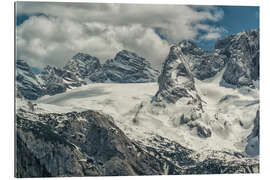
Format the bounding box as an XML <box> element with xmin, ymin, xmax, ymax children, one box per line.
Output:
<box><xmin>199</xmin><ymin>32</ymin><xmax>222</xmax><ymax>41</ymax></box>
<box><xmin>195</xmin><ymin>24</ymin><xmax>227</xmax><ymax>41</ymax></box>
<box><xmin>16</xmin><ymin>2</ymin><xmax>225</xmax><ymax>69</ymax></box>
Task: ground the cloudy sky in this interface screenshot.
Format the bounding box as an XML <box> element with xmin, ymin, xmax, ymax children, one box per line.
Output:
<box><xmin>15</xmin><ymin>2</ymin><xmax>259</xmax><ymax>71</ymax></box>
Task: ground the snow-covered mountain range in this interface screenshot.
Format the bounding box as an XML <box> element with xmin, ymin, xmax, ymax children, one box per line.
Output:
<box><xmin>16</xmin><ymin>50</ymin><xmax>160</xmax><ymax>100</ymax></box>
<box><xmin>15</xmin><ymin>29</ymin><xmax>260</xmax><ymax>177</ymax></box>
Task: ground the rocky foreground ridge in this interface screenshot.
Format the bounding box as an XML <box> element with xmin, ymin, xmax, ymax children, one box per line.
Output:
<box><xmin>16</xmin><ymin>107</ymin><xmax>259</xmax><ymax>177</ymax></box>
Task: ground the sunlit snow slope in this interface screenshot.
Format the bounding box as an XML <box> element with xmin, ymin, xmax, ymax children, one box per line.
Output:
<box><xmin>33</xmin><ymin>68</ymin><xmax>259</xmax><ymax>156</ymax></box>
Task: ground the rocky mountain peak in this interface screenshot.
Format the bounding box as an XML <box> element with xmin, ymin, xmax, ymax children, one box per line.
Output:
<box><xmin>116</xmin><ymin>49</ymin><xmax>138</xmax><ymax>58</ymax></box>
<box><xmin>90</xmin><ymin>50</ymin><xmax>159</xmax><ymax>83</ymax></box>
<box><xmin>174</xmin><ymin>40</ymin><xmax>228</xmax><ymax>81</ymax></box>
<box><xmin>170</xmin><ymin>29</ymin><xmax>259</xmax><ymax>87</ymax></box>
<box><xmin>16</xmin><ymin>59</ymin><xmax>32</xmax><ymax>72</ymax></box>
<box><xmin>115</xmin><ymin>50</ymin><xmax>149</xmax><ymax>63</ymax></box>
<box><xmin>16</xmin><ymin>60</ymin><xmax>45</xmax><ymax>100</ymax></box>
<box><xmin>154</xmin><ymin>45</ymin><xmax>202</xmax><ymax>109</ymax></box>
<box><xmin>64</xmin><ymin>52</ymin><xmax>101</xmax><ymax>79</ymax></box>
<box><xmin>215</xmin><ymin>29</ymin><xmax>259</xmax><ymax>52</ymax></box>
<box><xmin>41</xmin><ymin>65</ymin><xmax>57</xmax><ymax>75</ymax></box>
<box><xmin>71</xmin><ymin>52</ymin><xmax>99</xmax><ymax>62</ymax></box>
<box><xmin>215</xmin><ymin>29</ymin><xmax>259</xmax><ymax>87</ymax></box>
<box><xmin>112</xmin><ymin>50</ymin><xmax>152</xmax><ymax>70</ymax></box>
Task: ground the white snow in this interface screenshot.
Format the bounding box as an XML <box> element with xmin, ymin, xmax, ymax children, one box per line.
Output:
<box><xmin>27</xmin><ymin>70</ymin><xmax>259</xmax><ymax>156</ymax></box>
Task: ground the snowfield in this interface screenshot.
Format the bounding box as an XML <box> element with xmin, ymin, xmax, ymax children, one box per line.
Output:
<box><xmin>18</xmin><ymin>69</ymin><xmax>259</xmax><ymax>156</ymax></box>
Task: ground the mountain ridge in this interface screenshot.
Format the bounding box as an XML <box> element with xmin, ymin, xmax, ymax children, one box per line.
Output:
<box><xmin>16</xmin><ymin>50</ymin><xmax>160</xmax><ymax>100</ymax></box>
<box><xmin>15</xmin><ymin>29</ymin><xmax>260</xmax><ymax>177</ymax></box>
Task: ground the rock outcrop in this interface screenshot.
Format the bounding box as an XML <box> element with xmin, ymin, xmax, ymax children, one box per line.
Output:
<box><xmin>15</xmin><ymin>109</ymin><xmax>183</xmax><ymax>177</ymax></box>
<box><xmin>39</xmin><ymin>65</ymin><xmax>85</xmax><ymax>96</ymax></box>
<box><xmin>16</xmin><ymin>50</ymin><xmax>159</xmax><ymax>100</ymax></box>
<box><xmin>216</xmin><ymin>29</ymin><xmax>259</xmax><ymax>87</ymax></box>
<box><xmin>152</xmin><ymin>45</ymin><xmax>212</xmax><ymax>139</ymax></box>
<box><xmin>246</xmin><ymin>109</ymin><xmax>260</xmax><ymax>156</ymax></box>
<box><xmin>178</xmin><ymin>40</ymin><xmax>227</xmax><ymax>80</ymax></box>
<box><xmin>154</xmin><ymin>45</ymin><xmax>203</xmax><ymax>109</ymax></box>
<box><xmin>175</xmin><ymin>30</ymin><xmax>259</xmax><ymax>88</ymax></box>
<box><xmin>90</xmin><ymin>50</ymin><xmax>160</xmax><ymax>83</ymax></box>
<box><xmin>64</xmin><ymin>53</ymin><xmax>102</xmax><ymax>79</ymax></box>
<box><xmin>16</xmin><ymin>60</ymin><xmax>45</xmax><ymax>100</ymax></box>
<box><xmin>15</xmin><ymin>107</ymin><xmax>259</xmax><ymax>177</ymax></box>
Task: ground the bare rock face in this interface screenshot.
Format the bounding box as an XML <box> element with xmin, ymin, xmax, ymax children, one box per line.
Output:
<box><xmin>17</xmin><ymin>51</ymin><xmax>160</xmax><ymax>100</ymax></box>
<box><xmin>16</xmin><ymin>60</ymin><xmax>45</xmax><ymax>100</ymax></box>
<box><xmin>15</xmin><ymin>109</ymin><xmax>182</xmax><ymax>177</ymax></box>
<box><xmin>152</xmin><ymin>45</ymin><xmax>211</xmax><ymax>138</ymax></box>
<box><xmin>16</xmin><ymin>60</ymin><xmax>86</xmax><ymax>99</ymax></box>
<box><xmin>174</xmin><ymin>30</ymin><xmax>259</xmax><ymax>88</ymax></box>
<box><xmin>39</xmin><ymin>65</ymin><xmax>67</xmax><ymax>95</ymax></box>
<box><xmin>90</xmin><ymin>50</ymin><xmax>160</xmax><ymax>83</ymax></box>
<box><xmin>215</xmin><ymin>29</ymin><xmax>259</xmax><ymax>87</ymax></box>
<box><xmin>64</xmin><ymin>53</ymin><xmax>102</xmax><ymax>79</ymax></box>
<box><xmin>154</xmin><ymin>45</ymin><xmax>203</xmax><ymax>110</ymax></box>
<box><xmin>16</xmin><ymin>108</ymin><xmax>259</xmax><ymax>177</ymax></box>
<box><xmin>39</xmin><ymin>65</ymin><xmax>85</xmax><ymax>96</ymax></box>
<box><xmin>178</xmin><ymin>40</ymin><xmax>227</xmax><ymax>80</ymax></box>
<box><xmin>246</xmin><ymin>109</ymin><xmax>260</xmax><ymax>156</ymax></box>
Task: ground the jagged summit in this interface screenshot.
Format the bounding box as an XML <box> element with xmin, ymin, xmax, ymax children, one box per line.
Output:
<box><xmin>64</xmin><ymin>52</ymin><xmax>101</xmax><ymax>79</ymax></box>
<box><xmin>114</xmin><ymin>50</ymin><xmax>151</xmax><ymax>66</ymax></box>
<box><xmin>215</xmin><ymin>29</ymin><xmax>259</xmax><ymax>50</ymax></box>
<box><xmin>16</xmin><ymin>50</ymin><xmax>160</xmax><ymax>99</ymax></box>
<box><xmin>90</xmin><ymin>49</ymin><xmax>160</xmax><ymax>83</ymax></box>
<box><xmin>215</xmin><ymin>29</ymin><xmax>259</xmax><ymax>87</ymax></box>
<box><xmin>174</xmin><ymin>40</ymin><xmax>227</xmax><ymax>81</ymax></box>
<box><xmin>172</xmin><ymin>29</ymin><xmax>259</xmax><ymax>88</ymax></box>
<box><xmin>16</xmin><ymin>59</ymin><xmax>45</xmax><ymax>100</ymax></box>
<box><xmin>154</xmin><ymin>45</ymin><xmax>202</xmax><ymax>107</ymax></box>
<box><xmin>16</xmin><ymin>59</ymin><xmax>31</xmax><ymax>71</ymax></box>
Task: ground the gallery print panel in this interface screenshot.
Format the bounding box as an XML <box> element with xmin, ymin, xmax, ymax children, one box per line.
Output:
<box><xmin>15</xmin><ymin>1</ymin><xmax>259</xmax><ymax>177</ymax></box>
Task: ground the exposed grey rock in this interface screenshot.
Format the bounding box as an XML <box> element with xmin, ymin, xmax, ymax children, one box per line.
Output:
<box><xmin>17</xmin><ymin>50</ymin><xmax>160</xmax><ymax>100</ymax></box>
<box><xmin>139</xmin><ymin>135</ymin><xmax>258</xmax><ymax>174</ymax></box>
<box><xmin>179</xmin><ymin>109</ymin><xmax>201</xmax><ymax>124</ymax></box>
<box><xmin>16</xmin><ymin>60</ymin><xmax>86</xmax><ymax>99</ymax></box>
<box><xmin>16</xmin><ymin>29</ymin><xmax>259</xmax><ymax>100</ymax></box>
<box><xmin>174</xmin><ymin>30</ymin><xmax>259</xmax><ymax>88</ymax></box>
<box><xmin>178</xmin><ymin>40</ymin><xmax>227</xmax><ymax>80</ymax></box>
<box><xmin>16</xmin><ymin>109</ymin><xmax>183</xmax><ymax>177</ymax></box>
<box><xmin>152</xmin><ymin>45</ymin><xmax>209</xmax><ymax>138</ymax></box>
<box><xmin>16</xmin><ymin>107</ymin><xmax>259</xmax><ymax>177</ymax></box>
<box><xmin>246</xmin><ymin>109</ymin><xmax>259</xmax><ymax>156</ymax></box>
<box><xmin>16</xmin><ymin>135</ymin><xmax>52</xmax><ymax>178</ymax></box>
<box><xmin>153</xmin><ymin>45</ymin><xmax>203</xmax><ymax>110</ymax></box>
<box><xmin>39</xmin><ymin>65</ymin><xmax>67</xmax><ymax>95</ymax></box>
<box><xmin>16</xmin><ymin>60</ymin><xmax>45</xmax><ymax>100</ymax></box>
<box><xmin>15</xmin><ymin>29</ymin><xmax>260</xmax><ymax>177</ymax></box>
<box><xmin>39</xmin><ymin>65</ymin><xmax>85</xmax><ymax>96</ymax></box>
<box><xmin>215</xmin><ymin>29</ymin><xmax>259</xmax><ymax>87</ymax></box>
<box><xmin>90</xmin><ymin>50</ymin><xmax>160</xmax><ymax>83</ymax></box>
<box><xmin>185</xmin><ymin>155</ymin><xmax>259</xmax><ymax>174</ymax></box>
<box><xmin>218</xmin><ymin>95</ymin><xmax>240</xmax><ymax>104</ymax></box>
<box><xmin>64</xmin><ymin>52</ymin><xmax>102</xmax><ymax>79</ymax></box>
<box><xmin>196</xmin><ymin>125</ymin><xmax>212</xmax><ymax>138</ymax></box>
